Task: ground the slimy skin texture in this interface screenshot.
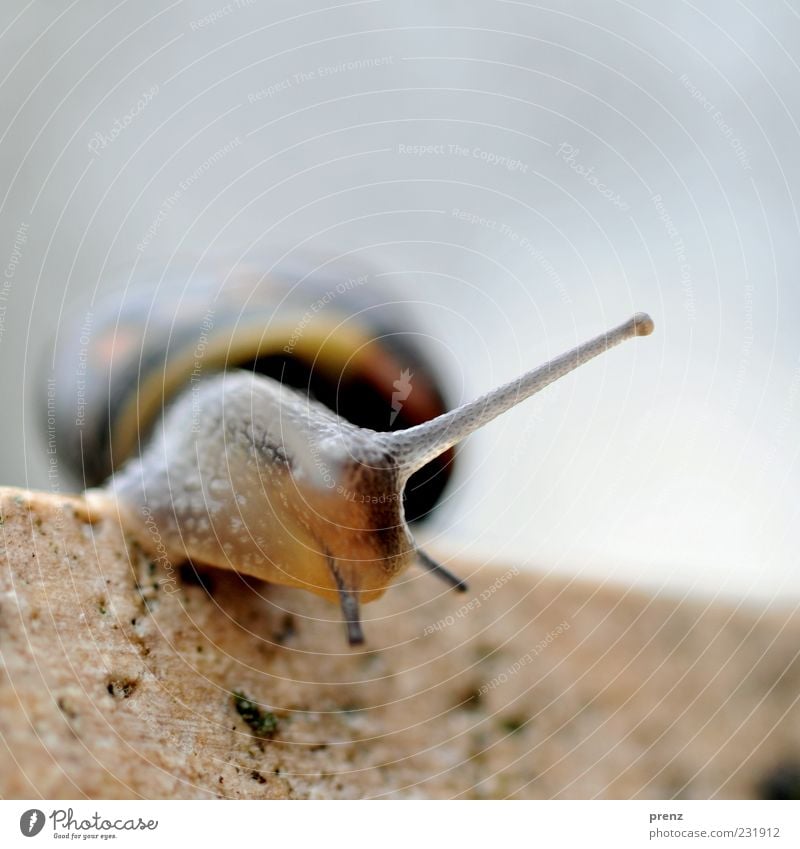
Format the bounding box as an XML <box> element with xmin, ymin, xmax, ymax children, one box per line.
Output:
<box><xmin>108</xmin><ymin>313</ymin><xmax>654</xmax><ymax>644</ymax></box>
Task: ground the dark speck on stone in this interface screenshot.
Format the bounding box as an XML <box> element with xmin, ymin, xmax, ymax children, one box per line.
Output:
<box><xmin>233</xmin><ymin>691</ymin><xmax>278</xmax><ymax>737</ymax></box>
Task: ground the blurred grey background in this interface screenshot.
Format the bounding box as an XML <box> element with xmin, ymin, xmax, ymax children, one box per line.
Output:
<box><xmin>1</xmin><ymin>0</ymin><xmax>798</xmax><ymax>602</ymax></box>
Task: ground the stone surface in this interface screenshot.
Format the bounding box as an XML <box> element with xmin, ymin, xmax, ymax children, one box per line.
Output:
<box><xmin>0</xmin><ymin>487</ymin><xmax>799</xmax><ymax>799</ymax></box>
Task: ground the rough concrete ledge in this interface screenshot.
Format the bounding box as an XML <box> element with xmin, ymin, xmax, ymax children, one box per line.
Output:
<box><xmin>1</xmin><ymin>487</ymin><xmax>799</xmax><ymax>799</ymax></box>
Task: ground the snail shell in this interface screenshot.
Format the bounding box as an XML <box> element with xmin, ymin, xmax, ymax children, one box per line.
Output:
<box><xmin>49</xmin><ymin>262</ymin><xmax>454</xmax><ymax>522</ymax></box>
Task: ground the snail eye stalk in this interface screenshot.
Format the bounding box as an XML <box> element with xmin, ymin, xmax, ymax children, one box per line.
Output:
<box><xmin>381</xmin><ymin>312</ymin><xmax>654</xmax><ymax>477</ymax></box>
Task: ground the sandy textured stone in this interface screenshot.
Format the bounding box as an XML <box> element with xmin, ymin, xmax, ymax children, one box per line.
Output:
<box><xmin>0</xmin><ymin>486</ymin><xmax>799</xmax><ymax>799</ymax></box>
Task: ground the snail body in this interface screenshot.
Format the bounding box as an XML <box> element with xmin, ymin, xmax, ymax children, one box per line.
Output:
<box><xmin>111</xmin><ymin>371</ymin><xmax>409</xmax><ymax>641</ymax></box>
<box><xmin>47</xmin><ymin>264</ymin><xmax>654</xmax><ymax>645</ymax></box>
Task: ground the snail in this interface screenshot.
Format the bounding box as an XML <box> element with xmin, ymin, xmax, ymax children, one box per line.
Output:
<box><xmin>47</xmin><ymin>264</ymin><xmax>654</xmax><ymax>645</ymax></box>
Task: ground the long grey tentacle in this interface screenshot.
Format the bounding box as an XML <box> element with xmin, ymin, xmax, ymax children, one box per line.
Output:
<box><xmin>381</xmin><ymin>312</ymin><xmax>654</xmax><ymax>478</ymax></box>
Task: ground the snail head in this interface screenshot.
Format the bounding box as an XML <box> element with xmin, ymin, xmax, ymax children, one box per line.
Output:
<box><xmin>278</xmin><ymin>312</ymin><xmax>654</xmax><ymax>643</ymax></box>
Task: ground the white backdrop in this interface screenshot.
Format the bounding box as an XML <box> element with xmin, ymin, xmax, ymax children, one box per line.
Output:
<box><xmin>1</xmin><ymin>0</ymin><xmax>798</xmax><ymax>602</ymax></box>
